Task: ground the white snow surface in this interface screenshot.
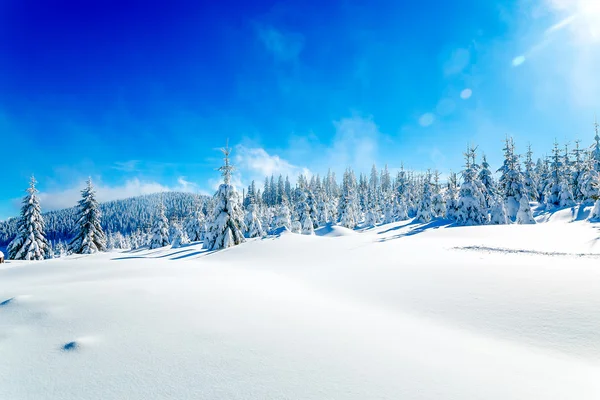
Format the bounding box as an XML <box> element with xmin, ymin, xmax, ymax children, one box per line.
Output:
<box><xmin>2</xmin><ymin>208</ymin><xmax>600</xmax><ymax>399</ymax></box>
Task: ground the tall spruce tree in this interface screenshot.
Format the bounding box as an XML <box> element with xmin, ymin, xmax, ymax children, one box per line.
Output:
<box><xmin>204</xmin><ymin>142</ymin><xmax>246</xmax><ymax>250</ymax></box>
<box><xmin>8</xmin><ymin>176</ymin><xmax>50</xmax><ymax>260</ymax></box>
<box><xmin>497</xmin><ymin>137</ymin><xmax>525</xmax><ymax>219</ymax></box>
<box><xmin>148</xmin><ymin>197</ymin><xmax>170</xmax><ymax>249</ymax></box>
<box><xmin>69</xmin><ymin>178</ymin><xmax>107</xmax><ymax>254</ymax></box>
<box><xmin>456</xmin><ymin>147</ymin><xmax>488</xmax><ymax>225</ymax></box>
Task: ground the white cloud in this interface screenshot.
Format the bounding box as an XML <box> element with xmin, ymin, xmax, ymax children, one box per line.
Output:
<box><xmin>231</xmin><ymin>145</ymin><xmax>311</xmax><ymax>190</ymax></box>
<box><xmin>257</xmin><ymin>25</ymin><xmax>304</xmax><ymax>62</ymax></box>
<box><xmin>329</xmin><ymin>116</ymin><xmax>380</xmax><ymax>171</ymax></box>
<box><xmin>36</xmin><ymin>178</ymin><xmax>205</xmax><ymax>212</ymax></box>
<box><xmin>112</xmin><ymin>160</ymin><xmax>140</xmax><ymax>172</ymax></box>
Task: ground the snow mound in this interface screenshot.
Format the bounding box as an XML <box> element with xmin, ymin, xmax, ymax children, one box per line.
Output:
<box><xmin>315</xmin><ymin>223</ymin><xmax>357</xmax><ymax>237</ymax></box>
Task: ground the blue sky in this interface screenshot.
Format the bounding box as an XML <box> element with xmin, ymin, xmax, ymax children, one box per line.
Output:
<box><xmin>1</xmin><ymin>0</ymin><xmax>599</xmax><ymax>219</ymax></box>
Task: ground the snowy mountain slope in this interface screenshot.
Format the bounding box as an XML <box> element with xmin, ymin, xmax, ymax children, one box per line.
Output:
<box><xmin>2</xmin><ymin>213</ymin><xmax>600</xmax><ymax>399</ymax></box>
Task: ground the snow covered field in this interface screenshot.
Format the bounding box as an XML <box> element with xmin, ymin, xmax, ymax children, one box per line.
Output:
<box><xmin>2</xmin><ymin>208</ymin><xmax>600</xmax><ymax>399</ymax></box>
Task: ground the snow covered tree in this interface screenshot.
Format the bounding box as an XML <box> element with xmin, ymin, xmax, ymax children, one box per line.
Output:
<box><xmin>204</xmin><ymin>142</ymin><xmax>246</xmax><ymax>250</ymax></box>
<box><xmin>69</xmin><ymin>178</ymin><xmax>107</xmax><ymax>254</ymax></box>
<box><xmin>497</xmin><ymin>137</ymin><xmax>525</xmax><ymax>219</ymax></box>
<box><xmin>456</xmin><ymin>147</ymin><xmax>488</xmax><ymax>226</ymax></box>
<box><xmin>523</xmin><ymin>144</ymin><xmax>539</xmax><ymax>201</ymax></box>
<box><xmin>591</xmin><ymin>116</ymin><xmax>600</xmax><ymax>173</ymax></box>
<box><xmin>170</xmin><ymin>221</ymin><xmax>190</xmax><ymax>248</ymax></box>
<box><xmin>338</xmin><ymin>169</ymin><xmax>359</xmax><ymax>229</ymax></box>
<box><xmin>431</xmin><ymin>170</ymin><xmax>446</xmax><ymax>218</ymax></box>
<box><xmin>185</xmin><ymin>208</ymin><xmax>205</xmax><ymax>242</ymax></box>
<box><xmin>489</xmin><ymin>195</ymin><xmax>508</xmax><ymax>225</ymax></box>
<box><xmin>478</xmin><ymin>154</ymin><xmax>495</xmax><ymax>209</ymax></box>
<box><xmin>445</xmin><ymin>172</ymin><xmax>459</xmax><ymax>220</ymax></box>
<box><xmin>364</xmin><ymin>209</ymin><xmax>378</xmax><ymax>227</ymax></box>
<box><xmin>544</xmin><ymin>141</ymin><xmax>563</xmax><ymax>209</ymax></box>
<box><xmin>274</xmin><ymin>201</ymin><xmax>292</xmax><ymax>230</ymax></box>
<box><xmin>148</xmin><ymin>198</ymin><xmax>170</xmax><ymax>249</ymax></box>
<box><xmin>416</xmin><ymin>172</ymin><xmax>433</xmax><ymax>223</ymax></box>
<box><xmin>559</xmin><ymin>179</ymin><xmax>575</xmax><ymax>207</ymax></box>
<box><xmin>516</xmin><ymin>196</ymin><xmax>536</xmax><ymax>224</ymax></box>
<box><xmin>394</xmin><ymin>196</ymin><xmax>409</xmax><ymax>221</ymax></box>
<box><xmin>244</xmin><ymin>199</ymin><xmax>265</xmax><ymax>238</ymax></box>
<box><xmin>297</xmin><ymin>190</ymin><xmax>314</xmax><ymax>235</ymax></box>
<box><xmin>589</xmin><ymin>198</ymin><xmax>600</xmax><ymax>221</ymax></box>
<box><xmin>8</xmin><ymin>176</ymin><xmax>50</xmax><ymax>260</ymax></box>
<box><xmin>571</xmin><ymin>140</ymin><xmax>586</xmax><ymax>201</ymax></box>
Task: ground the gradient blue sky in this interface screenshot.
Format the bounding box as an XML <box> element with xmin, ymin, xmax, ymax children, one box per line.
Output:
<box><xmin>1</xmin><ymin>0</ymin><xmax>599</xmax><ymax>219</ymax></box>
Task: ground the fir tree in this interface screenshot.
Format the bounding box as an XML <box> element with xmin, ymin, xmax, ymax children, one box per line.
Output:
<box><xmin>69</xmin><ymin>178</ymin><xmax>107</xmax><ymax>254</ymax></box>
<box><xmin>148</xmin><ymin>198</ymin><xmax>170</xmax><ymax>249</ymax></box>
<box><xmin>489</xmin><ymin>195</ymin><xmax>508</xmax><ymax>225</ymax></box>
<box><xmin>478</xmin><ymin>154</ymin><xmax>495</xmax><ymax>209</ymax></box>
<box><xmin>245</xmin><ymin>199</ymin><xmax>265</xmax><ymax>238</ymax></box>
<box><xmin>8</xmin><ymin>176</ymin><xmax>50</xmax><ymax>260</ymax></box>
<box><xmin>523</xmin><ymin>144</ymin><xmax>538</xmax><ymax>201</ymax></box>
<box><xmin>431</xmin><ymin>170</ymin><xmax>446</xmax><ymax>218</ymax></box>
<box><xmin>338</xmin><ymin>169</ymin><xmax>359</xmax><ymax>229</ymax></box>
<box><xmin>456</xmin><ymin>147</ymin><xmax>488</xmax><ymax>226</ymax></box>
<box><xmin>185</xmin><ymin>207</ymin><xmax>205</xmax><ymax>242</ymax></box>
<box><xmin>170</xmin><ymin>221</ymin><xmax>190</xmax><ymax>248</ymax></box>
<box><xmin>544</xmin><ymin>141</ymin><xmax>563</xmax><ymax>208</ymax></box>
<box><xmin>416</xmin><ymin>172</ymin><xmax>433</xmax><ymax>223</ymax></box>
<box><xmin>445</xmin><ymin>172</ymin><xmax>459</xmax><ymax>220</ymax></box>
<box><xmin>516</xmin><ymin>196</ymin><xmax>536</xmax><ymax>224</ymax></box>
<box><xmin>274</xmin><ymin>201</ymin><xmax>292</xmax><ymax>230</ymax></box>
<box><xmin>497</xmin><ymin>137</ymin><xmax>525</xmax><ymax>219</ymax></box>
<box><xmin>204</xmin><ymin>142</ymin><xmax>246</xmax><ymax>250</ymax></box>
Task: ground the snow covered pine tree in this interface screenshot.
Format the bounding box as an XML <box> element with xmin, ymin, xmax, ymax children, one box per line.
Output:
<box><xmin>148</xmin><ymin>197</ymin><xmax>170</xmax><ymax>249</ymax></box>
<box><xmin>69</xmin><ymin>178</ymin><xmax>107</xmax><ymax>254</ymax></box>
<box><xmin>204</xmin><ymin>142</ymin><xmax>246</xmax><ymax>250</ymax></box>
<box><xmin>8</xmin><ymin>176</ymin><xmax>50</xmax><ymax>260</ymax></box>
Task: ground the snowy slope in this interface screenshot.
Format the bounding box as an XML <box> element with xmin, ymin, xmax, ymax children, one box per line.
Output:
<box><xmin>2</xmin><ymin>211</ymin><xmax>600</xmax><ymax>399</ymax></box>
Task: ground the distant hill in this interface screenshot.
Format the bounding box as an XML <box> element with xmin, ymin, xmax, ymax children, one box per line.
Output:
<box><xmin>0</xmin><ymin>192</ymin><xmax>210</xmax><ymax>248</ymax></box>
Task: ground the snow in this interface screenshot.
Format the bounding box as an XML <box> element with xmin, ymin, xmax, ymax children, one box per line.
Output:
<box><xmin>2</xmin><ymin>212</ymin><xmax>600</xmax><ymax>399</ymax></box>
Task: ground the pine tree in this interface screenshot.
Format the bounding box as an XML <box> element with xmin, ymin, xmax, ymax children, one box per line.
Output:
<box><xmin>523</xmin><ymin>144</ymin><xmax>538</xmax><ymax>201</ymax></box>
<box><xmin>8</xmin><ymin>176</ymin><xmax>50</xmax><ymax>260</ymax></box>
<box><xmin>148</xmin><ymin>198</ymin><xmax>170</xmax><ymax>249</ymax></box>
<box><xmin>274</xmin><ymin>201</ymin><xmax>292</xmax><ymax>230</ymax></box>
<box><xmin>489</xmin><ymin>195</ymin><xmax>508</xmax><ymax>225</ymax></box>
<box><xmin>571</xmin><ymin>140</ymin><xmax>586</xmax><ymax>201</ymax></box>
<box><xmin>338</xmin><ymin>169</ymin><xmax>359</xmax><ymax>229</ymax></box>
<box><xmin>431</xmin><ymin>170</ymin><xmax>446</xmax><ymax>218</ymax></box>
<box><xmin>445</xmin><ymin>172</ymin><xmax>459</xmax><ymax>220</ymax></box>
<box><xmin>69</xmin><ymin>178</ymin><xmax>107</xmax><ymax>254</ymax></box>
<box><xmin>497</xmin><ymin>137</ymin><xmax>525</xmax><ymax>219</ymax></box>
<box><xmin>478</xmin><ymin>154</ymin><xmax>495</xmax><ymax>209</ymax></box>
<box><xmin>544</xmin><ymin>141</ymin><xmax>563</xmax><ymax>208</ymax></box>
<box><xmin>170</xmin><ymin>221</ymin><xmax>190</xmax><ymax>248</ymax></box>
<box><xmin>456</xmin><ymin>147</ymin><xmax>488</xmax><ymax>225</ymax></box>
<box><xmin>416</xmin><ymin>172</ymin><xmax>433</xmax><ymax>223</ymax></box>
<box><xmin>516</xmin><ymin>196</ymin><xmax>536</xmax><ymax>224</ymax></box>
<box><xmin>297</xmin><ymin>190</ymin><xmax>314</xmax><ymax>235</ymax></box>
<box><xmin>245</xmin><ymin>199</ymin><xmax>265</xmax><ymax>238</ymax></box>
<box><xmin>204</xmin><ymin>142</ymin><xmax>246</xmax><ymax>250</ymax></box>
<box><xmin>185</xmin><ymin>207</ymin><xmax>205</xmax><ymax>242</ymax></box>
<box><xmin>590</xmin><ymin>116</ymin><xmax>600</xmax><ymax>173</ymax></box>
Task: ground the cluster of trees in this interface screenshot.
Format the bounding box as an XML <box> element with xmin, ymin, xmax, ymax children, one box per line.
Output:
<box><xmin>4</xmin><ymin>121</ymin><xmax>600</xmax><ymax>259</ymax></box>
